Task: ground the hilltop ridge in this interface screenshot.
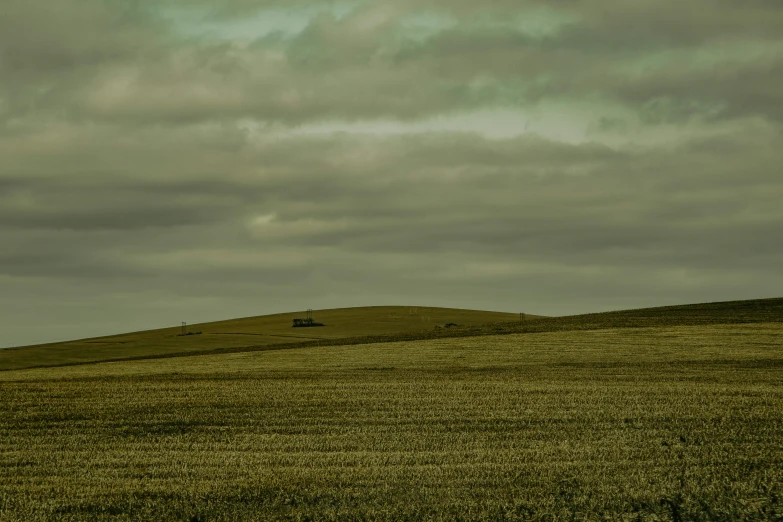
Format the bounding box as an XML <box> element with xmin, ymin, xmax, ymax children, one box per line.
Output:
<box><xmin>2</xmin><ymin>298</ymin><xmax>780</xmax><ymax>372</ymax></box>
<box><xmin>0</xmin><ymin>306</ymin><xmax>526</xmax><ymax>371</ymax></box>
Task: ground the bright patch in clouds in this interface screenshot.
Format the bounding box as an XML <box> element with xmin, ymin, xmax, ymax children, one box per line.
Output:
<box><xmin>284</xmin><ymin>106</ymin><xmax>595</xmax><ymax>143</ymax></box>
<box><xmin>251</xmin><ymin>213</ymin><xmax>277</xmax><ymax>226</ymax></box>
<box><xmin>164</xmin><ymin>3</ymin><xmax>364</xmax><ymax>42</ymax></box>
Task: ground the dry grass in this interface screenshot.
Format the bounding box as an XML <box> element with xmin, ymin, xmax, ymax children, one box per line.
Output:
<box><xmin>1</xmin><ymin>322</ymin><xmax>781</xmax><ymax>521</ymax></box>
<box><xmin>0</xmin><ymin>306</ymin><xmax>525</xmax><ymax>371</ymax></box>
<box><xmin>4</xmin><ymin>297</ymin><xmax>780</xmax><ymax>373</ymax></box>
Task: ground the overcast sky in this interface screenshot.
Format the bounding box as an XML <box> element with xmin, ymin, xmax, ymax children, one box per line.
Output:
<box><xmin>2</xmin><ymin>0</ymin><xmax>782</xmax><ymax>348</ymax></box>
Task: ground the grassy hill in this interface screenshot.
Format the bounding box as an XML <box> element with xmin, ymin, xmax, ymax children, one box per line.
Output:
<box><xmin>0</xmin><ymin>306</ymin><xmax>526</xmax><ymax>371</ymax></box>
<box><xmin>274</xmin><ymin>297</ymin><xmax>783</xmax><ymax>349</ymax></box>
<box><xmin>2</xmin><ymin>297</ymin><xmax>780</xmax><ymax>372</ymax></box>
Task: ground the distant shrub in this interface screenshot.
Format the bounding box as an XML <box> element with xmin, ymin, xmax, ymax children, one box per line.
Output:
<box><xmin>292</xmin><ymin>318</ymin><xmax>324</xmax><ymax>327</ymax></box>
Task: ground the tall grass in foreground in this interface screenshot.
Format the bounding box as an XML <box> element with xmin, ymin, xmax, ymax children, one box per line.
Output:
<box><xmin>1</xmin><ymin>324</ymin><xmax>781</xmax><ymax>521</ymax></box>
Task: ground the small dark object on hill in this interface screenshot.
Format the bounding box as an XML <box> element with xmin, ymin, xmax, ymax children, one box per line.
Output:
<box><xmin>445</xmin><ymin>323</ymin><xmax>460</xmax><ymax>328</ymax></box>
<box><xmin>292</xmin><ymin>318</ymin><xmax>324</xmax><ymax>327</ymax></box>
<box><xmin>177</xmin><ymin>331</ymin><xmax>202</xmax><ymax>337</ymax></box>
<box><xmin>293</xmin><ymin>309</ymin><xmax>324</xmax><ymax>327</ymax></box>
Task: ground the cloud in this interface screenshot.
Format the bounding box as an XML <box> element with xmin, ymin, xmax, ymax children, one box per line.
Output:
<box><xmin>3</xmin><ymin>126</ymin><xmax>781</xmax><ymax>273</ymax></box>
<box><xmin>1</xmin><ymin>0</ymin><xmax>782</xmax><ymax>347</ymax></box>
<box><xmin>4</xmin><ymin>0</ymin><xmax>782</xmax><ymax>126</ymax></box>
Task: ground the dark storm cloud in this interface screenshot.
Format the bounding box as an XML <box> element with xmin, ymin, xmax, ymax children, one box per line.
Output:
<box><xmin>0</xmin><ymin>174</ymin><xmax>256</xmax><ymax>231</ymax></box>
<box><xmin>4</xmin><ymin>0</ymin><xmax>782</xmax><ymax>125</ymax></box>
<box><xmin>279</xmin><ymin>129</ymin><xmax>780</xmax><ymax>277</ymax></box>
<box><xmin>3</xmin><ymin>129</ymin><xmax>780</xmax><ymax>276</ymax></box>
<box><xmin>0</xmin><ymin>1</ymin><xmax>167</xmax><ymax>122</ymax></box>
<box><xmin>385</xmin><ymin>8</ymin><xmax>783</xmax><ymax>123</ymax></box>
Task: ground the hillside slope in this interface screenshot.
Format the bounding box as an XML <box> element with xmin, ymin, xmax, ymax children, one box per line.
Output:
<box><xmin>2</xmin><ymin>298</ymin><xmax>780</xmax><ymax>372</ymax></box>
<box><xmin>106</xmin><ymin>297</ymin><xmax>782</xmax><ymax>363</ymax></box>
<box><xmin>0</xmin><ymin>306</ymin><xmax>525</xmax><ymax>371</ymax></box>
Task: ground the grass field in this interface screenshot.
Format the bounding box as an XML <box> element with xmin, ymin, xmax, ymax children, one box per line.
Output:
<box><xmin>1</xmin><ymin>308</ymin><xmax>781</xmax><ymax>520</ymax></box>
<box><xmin>4</xmin><ymin>298</ymin><xmax>781</xmax><ymax>373</ymax></box>
<box><xmin>0</xmin><ymin>306</ymin><xmax>525</xmax><ymax>371</ymax></box>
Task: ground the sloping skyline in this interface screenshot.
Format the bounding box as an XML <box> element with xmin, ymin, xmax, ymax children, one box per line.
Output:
<box><xmin>2</xmin><ymin>0</ymin><xmax>782</xmax><ymax>347</ymax></box>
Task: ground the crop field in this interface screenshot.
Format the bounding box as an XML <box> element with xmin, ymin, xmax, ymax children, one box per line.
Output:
<box><xmin>1</xmin><ymin>319</ymin><xmax>781</xmax><ymax>521</ymax></box>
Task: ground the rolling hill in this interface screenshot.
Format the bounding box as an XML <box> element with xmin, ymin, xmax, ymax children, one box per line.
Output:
<box><xmin>0</xmin><ymin>306</ymin><xmax>527</xmax><ymax>371</ymax></box>
<box><xmin>2</xmin><ymin>298</ymin><xmax>780</xmax><ymax>372</ymax></box>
